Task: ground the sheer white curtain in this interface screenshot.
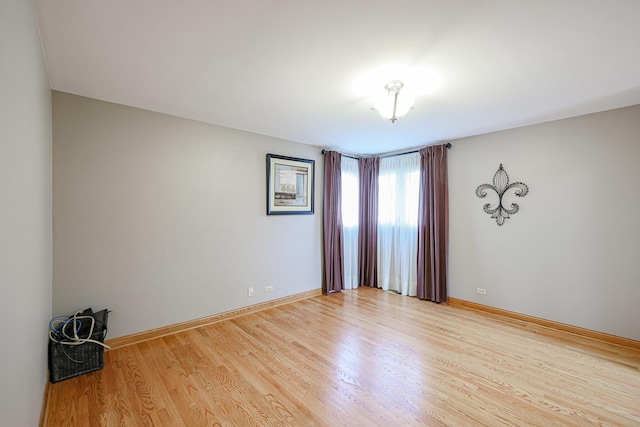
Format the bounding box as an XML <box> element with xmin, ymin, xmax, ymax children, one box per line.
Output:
<box><xmin>377</xmin><ymin>152</ymin><xmax>420</xmax><ymax>296</ymax></box>
<box><xmin>341</xmin><ymin>157</ymin><xmax>359</xmax><ymax>289</ymax></box>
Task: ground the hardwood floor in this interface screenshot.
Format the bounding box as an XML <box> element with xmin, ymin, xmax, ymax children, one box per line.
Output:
<box><xmin>44</xmin><ymin>287</ymin><xmax>640</xmax><ymax>426</ymax></box>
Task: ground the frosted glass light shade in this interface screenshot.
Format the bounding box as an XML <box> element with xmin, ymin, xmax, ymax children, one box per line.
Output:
<box><xmin>372</xmin><ymin>80</ymin><xmax>414</xmax><ymax>122</ymax></box>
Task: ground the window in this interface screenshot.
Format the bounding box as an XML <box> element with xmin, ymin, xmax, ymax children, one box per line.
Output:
<box><xmin>341</xmin><ymin>157</ymin><xmax>359</xmax><ymax>289</ymax></box>
<box><xmin>378</xmin><ymin>153</ymin><xmax>420</xmax><ymax>296</ymax></box>
<box><xmin>378</xmin><ymin>169</ymin><xmax>419</xmax><ymax>227</ymax></box>
<box><xmin>338</xmin><ymin>153</ymin><xmax>420</xmax><ymax>295</ymax></box>
<box><xmin>341</xmin><ymin>162</ymin><xmax>359</xmax><ymax>228</ymax></box>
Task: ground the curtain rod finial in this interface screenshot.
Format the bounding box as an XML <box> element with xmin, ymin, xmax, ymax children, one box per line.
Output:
<box><xmin>445</xmin><ymin>143</ymin><xmax>452</xmax><ymax>149</ymax></box>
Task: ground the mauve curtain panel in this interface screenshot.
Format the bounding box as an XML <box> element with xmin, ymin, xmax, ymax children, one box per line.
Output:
<box><xmin>358</xmin><ymin>157</ymin><xmax>379</xmax><ymax>288</ymax></box>
<box><xmin>417</xmin><ymin>145</ymin><xmax>449</xmax><ymax>302</ymax></box>
<box><xmin>323</xmin><ymin>151</ymin><xmax>345</xmax><ymax>294</ymax></box>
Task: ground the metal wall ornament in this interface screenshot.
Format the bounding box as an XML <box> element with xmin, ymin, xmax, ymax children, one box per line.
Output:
<box><xmin>475</xmin><ymin>164</ymin><xmax>529</xmax><ymax>226</ymax></box>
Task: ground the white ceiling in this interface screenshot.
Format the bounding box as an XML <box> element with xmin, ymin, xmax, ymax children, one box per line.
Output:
<box><xmin>36</xmin><ymin>0</ymin><xmax>640</xmax><ymax>155</ymax></box>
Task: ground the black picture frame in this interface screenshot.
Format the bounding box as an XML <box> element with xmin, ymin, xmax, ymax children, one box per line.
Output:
<box><xmin>266</xmin><ymin>154</ymin><xmax>315</xmax><ymax>215</ymax></box>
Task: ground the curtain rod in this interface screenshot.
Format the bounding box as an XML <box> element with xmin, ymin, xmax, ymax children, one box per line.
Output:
<box><xmin>321</xmin><ymin>142</ymin><xmax>451</xmax><ymax>159</ymax></box>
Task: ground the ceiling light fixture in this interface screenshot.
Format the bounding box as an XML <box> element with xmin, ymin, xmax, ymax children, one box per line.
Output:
<box><xmin>372</xmin><ymin>80</ymin><xmax>414</xmax><ymax>123</ymax></box>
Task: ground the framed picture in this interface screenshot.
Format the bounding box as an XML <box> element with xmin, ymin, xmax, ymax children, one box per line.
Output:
<box><xmin>266</xmin><ymin>154</ymin><xmax>315</xmax><ymax>215</ymax></box>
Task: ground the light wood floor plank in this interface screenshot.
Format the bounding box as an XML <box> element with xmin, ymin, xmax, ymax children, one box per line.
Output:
<box><xmin>44</xmin><ymin>287</ymin><xmax>640</xmax><ymax>426</ymax></box>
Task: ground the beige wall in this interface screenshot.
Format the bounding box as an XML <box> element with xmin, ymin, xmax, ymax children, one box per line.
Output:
<box><xmin>0</xmin><ymin>0</ymin><xmax>52</xmax><ymax>425</ymax></box>
<box><xmin>53</xmin><ymin>92</ymin><xmax>323</xmax><ymax>339</ymax></box>
<box><xmin>53</xmin><ymin>92</ymin><xmax>640</xmax><ymax>344</ymax></box>
<box><xmin>448</xmin><ymin>105</ymin><xmax>640</xmax><ymax>341</ymax></box>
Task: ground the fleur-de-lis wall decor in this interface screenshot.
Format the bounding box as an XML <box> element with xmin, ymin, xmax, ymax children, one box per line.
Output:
<box><xmin>475</xmin><ymin>164</ymin><xmax>529</xmax><ymax>226</ymax></box>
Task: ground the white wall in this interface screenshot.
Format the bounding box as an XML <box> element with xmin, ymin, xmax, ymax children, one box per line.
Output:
<box><xmin>449</xmin><ymin>105</ymin><xmax>640</xmax><ymax>341</ymax></box>
<box><xmin>0</xmin><ymin>0</ymin><xmax>52</xmax><ymax>425</ymax></box>
<box><xmin>53</xmin><ymin>92</ymin><xmax>323</xmax><ymax>339</ymax></box>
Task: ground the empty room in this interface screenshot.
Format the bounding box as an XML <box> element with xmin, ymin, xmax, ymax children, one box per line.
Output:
<box><xmin>2</xmin><ymin>1</ymin><xmax>640</xmax><ymax>426</ymax></box>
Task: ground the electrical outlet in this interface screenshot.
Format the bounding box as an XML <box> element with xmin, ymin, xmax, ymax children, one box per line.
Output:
<box><xmin>476</xmin><ymin>287</ymin><xmax>487</xmax><ymax>295</ymax></box>
<box><xmin>265</xmin><ymin>285</ymin><xmax>274</xmax><ymax>292</ymax></box>
<box><xmin>248</xmin><ymin>287</ymin><xmax>254</xmax><ymax>297</ymax></box>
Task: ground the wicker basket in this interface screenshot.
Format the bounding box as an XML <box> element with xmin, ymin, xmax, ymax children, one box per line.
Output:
<box><xmin>49</xmin><ymin>309</ymin><xmax>109</xmax><ymax>383</ymax></box>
